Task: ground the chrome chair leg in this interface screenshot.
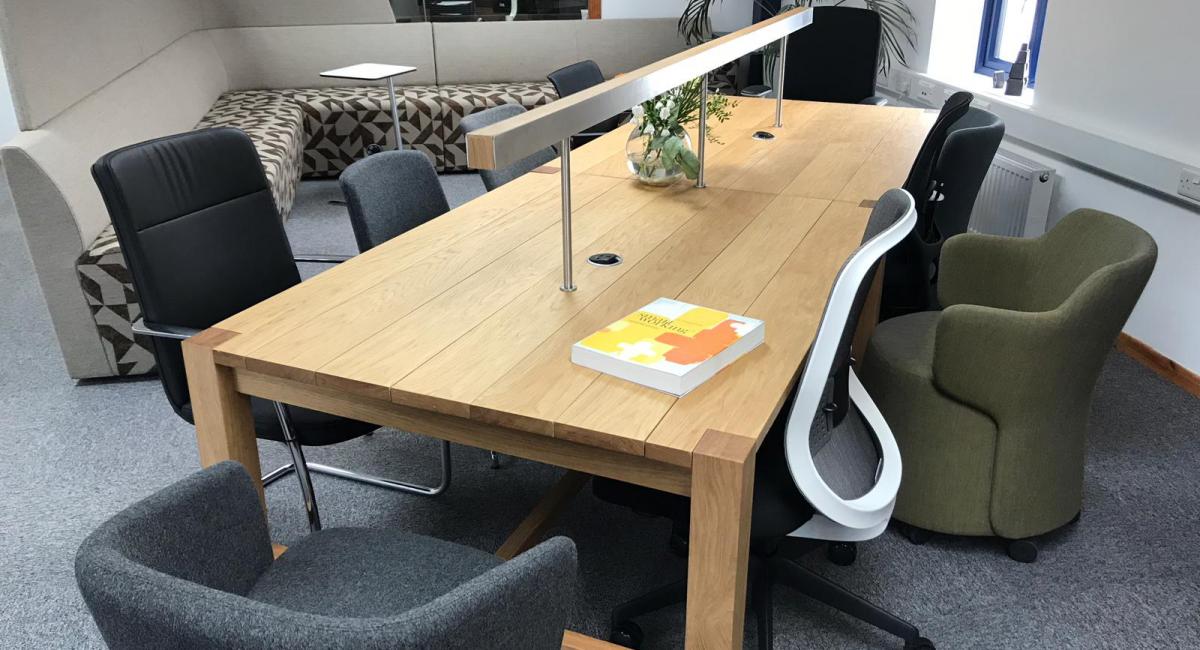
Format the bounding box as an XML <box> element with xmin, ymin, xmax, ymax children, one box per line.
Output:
<box><xmin>261</xmin><ymin>463</ymin><xmax>295</xmax><ymax>487</ymax></box>
<box><xmin>306</xmin><ymin>439</ymin><xmax>451</xmax><ymax>496</ymax></box>
<box><xmin>490</xmin><ymin>451</ymin><xmax>502</xmax><ymax>469</ymax></box>
<box><xmin>273</xmin><ymin>402</ymin><xmax>322</xmax><ymax>533</ymax></box>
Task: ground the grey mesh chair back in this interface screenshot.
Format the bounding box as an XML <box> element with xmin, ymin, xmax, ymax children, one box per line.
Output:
<box><xmin>340</xmin><ymin>150</ymin><xmax>450</xmax><ymax>253</ymax></box>
<box><xmin>460</xmin><ymin>105</ymin><xmax>559</xmax><ymax>191</ymax></box>
<box><xmin>782</xmin><ymin>189</ymin><xmax>917</xmax><ymax>538</ymax></box>
<box><xmin>76</xmin><ymin>462</ymin><xmax>578</xmax><ymax>650</ymax></box>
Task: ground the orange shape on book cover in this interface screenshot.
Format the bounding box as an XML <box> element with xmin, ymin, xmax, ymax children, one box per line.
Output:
<box><xmin>657</xmin><ymin>320</ymin><xmax>741</xmax><ymax>365</ymax></box>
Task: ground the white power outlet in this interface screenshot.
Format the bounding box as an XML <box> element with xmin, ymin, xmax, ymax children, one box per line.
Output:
<box><xmin>909</xmin><ymin>80</ymin><xmax>937</xmax><ymax>106</ymax></box>
<box><xmin>1180</xmin><ymin>169</ymin><xmax>1200</xmax><ymax>202</ymax></box>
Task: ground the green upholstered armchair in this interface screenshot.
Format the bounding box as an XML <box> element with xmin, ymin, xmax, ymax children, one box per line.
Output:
<box><xmin>859</xmin><ymin>209</ymin><xmax>1157</xmax><ymax>562</ymax></box>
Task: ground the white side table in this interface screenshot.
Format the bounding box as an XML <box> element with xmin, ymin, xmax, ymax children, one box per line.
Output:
<box><xmin>320</xmin><ymin>63</ymin><xmax>418</xmax><ymax>150</ymax></box>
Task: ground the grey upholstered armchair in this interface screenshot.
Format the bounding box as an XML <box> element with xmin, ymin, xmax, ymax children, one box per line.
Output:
<box><xmin>860</xmin><ymin>209</ymin><xmax>1157</xmax><ymax>562</ymax></box>
<box><xmin>75</xmin><ymin>462</ymin><xmax>577</xmax><ymax>649</ymax></box>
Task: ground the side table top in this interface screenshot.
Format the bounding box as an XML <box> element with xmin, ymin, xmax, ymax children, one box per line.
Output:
<box><xmin>320</xmin><ymin>63</ymin><xmax>418</xmax><ymax>81</ymax></box>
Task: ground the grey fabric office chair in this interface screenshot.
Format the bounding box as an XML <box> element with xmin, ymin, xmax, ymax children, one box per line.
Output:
<box><xmin>76</xmin><ymin>461</ymin><xmax>577</xmax><ymax>650</ymax></box>
<box><xmin>460</xmin><ymin>105</ymin><xmax>558</xmax><ymax>191</ymax></box>
<box><xmin>340</xmin><ymin>150</ymin><xmax>451</xmax><ymax>253</ymax></box>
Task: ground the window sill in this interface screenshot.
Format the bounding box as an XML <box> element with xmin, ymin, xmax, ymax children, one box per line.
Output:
<box><xmin>922</xmin><ymin>69</ymin><xmax>1035</xmax><ymax>110</ymax></box>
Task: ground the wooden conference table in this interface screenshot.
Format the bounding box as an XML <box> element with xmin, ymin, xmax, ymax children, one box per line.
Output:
<box><xmin>182</xmin><ymin>97</ymin><xmax>935</xmax><ymax>649</ymax></box>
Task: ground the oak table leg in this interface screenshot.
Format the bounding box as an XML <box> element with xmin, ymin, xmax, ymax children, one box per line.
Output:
<box><xmin>181</xmin><ymin>328</ymin><xmax>263</xmax><ymax>502</ymax></box>
<box><xmin>685</xmin><ymin>430</ymin><xmax>757</xmax><ymax>649</ymax></box>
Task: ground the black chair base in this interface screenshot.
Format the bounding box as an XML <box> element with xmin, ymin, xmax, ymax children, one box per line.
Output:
<box><xmin>607</xmin><ymin>539</ymin><xmax>931</xmax><ymax>650</ymax></box>
<box><xmin>896</xmin><ymin>510</ymin><xmax>1082</xmax><ymax>564</ymax></box>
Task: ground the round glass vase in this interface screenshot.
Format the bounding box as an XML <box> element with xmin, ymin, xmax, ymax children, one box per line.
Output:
<box><xmin>626</xmin><ymin>126</ymin><xmax>693</xmax><ymax>187</ymax></box>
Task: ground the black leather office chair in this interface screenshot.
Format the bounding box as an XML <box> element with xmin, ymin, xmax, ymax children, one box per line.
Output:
<box><xmin>881</xmin><ymin>92</ymin><xmax>1005</xmax><ymax>320</ymax></box>
<box><xmin>547</xmin><ymin>60</ymin><xmax>626</xmax><ymax>147</ymax></box>
<box><xmin>780</xmin><ymin>6</ymin><xmax>887</xmax><ymax>105</ymax></box>
<box><xmin>91</xmin><ymin>128</ymin><xmax>451</xmax><ymax>534</ymax></box>
<box><xmin>594</xmin><ymin>190</ymin><xmax>934</xmax><ymax>650</ymax></box>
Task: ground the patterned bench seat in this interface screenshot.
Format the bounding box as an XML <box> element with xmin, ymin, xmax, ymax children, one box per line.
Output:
<box><xmin>75</xmin><ymin>81</ymin><xmax>559</xmax><ymax>376</ymax></box>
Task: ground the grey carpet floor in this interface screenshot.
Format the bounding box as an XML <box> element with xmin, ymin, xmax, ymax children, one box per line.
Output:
<box><xmin>1</xmin><ymin>174</ymin><xmax>1198</xmax><ymax>648</ymax></box>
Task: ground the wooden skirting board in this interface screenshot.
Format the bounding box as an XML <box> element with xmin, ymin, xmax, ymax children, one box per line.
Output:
<box><xmin>1117</xmin><ymin>333</ymin><xmax>1200</xmax><ymax>397</ymax></box>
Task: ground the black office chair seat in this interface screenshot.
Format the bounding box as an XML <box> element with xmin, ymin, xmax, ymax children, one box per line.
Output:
<box><xmin>179</xmin><ymin>398</ymin><xmax>377</xmax><ymax>447</ymax></box>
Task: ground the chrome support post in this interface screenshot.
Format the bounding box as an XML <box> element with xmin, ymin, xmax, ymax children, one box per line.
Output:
<box><xmin>273</xmin><ymin>402</ymin><xmax>322</xmax><ymax>533</ymax></box>
<box><xmin>696</xmin><ymin>72</ymin><xmax>709</xmax><ymax>189</ymax></box>
<box><xmin>560</xmin><ymin>138</ymin><xmax>576</xmax><ymax>292</ymax></box>
<box><xmin>775</xmin><ymin>35</ymin><xmax>788</xmax><ymax>128</ymax></box>
<box><xmin>387</xmin><ymin>77</ymin><xmax>405</xmax><ymax>150</ymax></box>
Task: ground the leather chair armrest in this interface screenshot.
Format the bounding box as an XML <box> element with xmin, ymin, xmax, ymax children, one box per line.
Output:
<box><xmin>131</xmin><ymin>319</ymin><xmax>202</xmax><ymax>341</ymax></box>
<box><xmin>294</xmin><ymin>254</ymin><xmax>351</xmax><ymax>264</ymax></box>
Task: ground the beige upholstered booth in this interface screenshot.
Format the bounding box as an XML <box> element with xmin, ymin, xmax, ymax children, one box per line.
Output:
<box><xmin>0</xmin><ymin>0</ymin><xmax>684</xmax><ymax>379</ymax></box>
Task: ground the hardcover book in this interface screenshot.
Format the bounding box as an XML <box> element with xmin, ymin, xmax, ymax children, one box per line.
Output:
<box><xmin>571</xmin><ymin>298</ymin><xmax>765</xmax><ymax>397</ymax></box>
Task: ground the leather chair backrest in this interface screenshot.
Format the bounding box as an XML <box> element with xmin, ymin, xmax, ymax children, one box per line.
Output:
<box><xmin>547</xmin><ymin>60</ymin><xmax>623</xmax><ymax>134</ymax></box>
<box><xmin>339</xmin><ymin>150</ymin><xmax>450</xmax><ymax>253</ymax></box>
<box><xmin>460</xmin><ymin>105</ymin><xmax>560</xmax><ymax>191</ymax></box>
<box><xmin>782</xmin><ymin>6</ymin><xmax>881</xmax><ymax>104</ymax></box>
<box><xmin>92</xmin><ymin>128</ymin><xmax>301</xmax><ymax>416</ymax></box>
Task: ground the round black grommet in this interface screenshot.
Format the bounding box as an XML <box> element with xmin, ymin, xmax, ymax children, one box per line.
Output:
<box><xmin>588</xmin><ymin>252</ymin><xmax>623</xmax><ymax>267</ymax></box>
<box><xmin>752</xmin><ymin>131</ymin><xmax>776</xmax><ymax>141</ymax></box>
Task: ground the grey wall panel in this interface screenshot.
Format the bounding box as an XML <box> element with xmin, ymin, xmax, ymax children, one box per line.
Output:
<box><xmin>432</xmin><ymin>18</ymin><xmax>687</xmax><ymax>85</ymax></box>
<box><xmin>209</xmin><ymin>24</ymin><xmax>437</xmax><ymax>89</ymax></box>
<box><xmin>202</xmin><ymin>0</ymin><xmax>395</xmax><ymax>28</ymax></box>
<box><xmin>0</xmin><ymin>0</ymin><xmax>204</xmax><ymax>129</ymax></box>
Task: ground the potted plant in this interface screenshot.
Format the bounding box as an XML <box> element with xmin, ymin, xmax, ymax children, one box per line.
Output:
<box><xmin>679</xmin><ymin>0</ymin><xmax>917</xmax><ymax>77</ymax></box>
<box><xmin>626</xmin><ymin>78</ymin><xmax>736</xmax><ymax>186</ymax></box>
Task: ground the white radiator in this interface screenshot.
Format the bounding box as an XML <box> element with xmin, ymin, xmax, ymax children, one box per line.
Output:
<box><xmin>968</xmin><ymin>150</ymin><xmax>1056</xmax><ymax>237</ymax></box>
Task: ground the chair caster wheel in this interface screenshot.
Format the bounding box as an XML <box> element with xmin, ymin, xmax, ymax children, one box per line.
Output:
<box><xmin>904</xmin><ymin>636</ymin><xmax>935</xmax><ymax>649</ymax></box>
<box><xmin>898</xmin><ymin>523</ymin><xmax>933</xmax><ymax>545</ymax></box>
<box><xmin>1006</xmin><ymin>539</ymin><xmax>1038</xmax><ymax>563</ymax></box>
<box><xmin>609</xmin><ymin>621</ymin><xmax>644</xmax><ymax>648</ymax></box>
<box><xmin>827</xmin><ymin>541</ymin><xmax>857</xmax><ymax>566</ymax></box>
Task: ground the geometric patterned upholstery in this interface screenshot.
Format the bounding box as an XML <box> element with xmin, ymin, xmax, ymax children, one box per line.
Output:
<box><xmin>75</xmin><ymin>224</ymin><xmax>156</xmax><ymax>376</ymax></box>
<box><xmin>75</xmin><ymin>81</ymin><xmax>559</xmax><ymax>376</ymax></box>
<box><xmin>196</xmin><ymin>91</ymin><xmax>306</xmax><ymax>221</ymax></box>
<box><xmin>437</xmin><ymin>82</ymin><xmax>559</xmax><ymax>171</ymax></box>
<box><xmin>290</xmin><ymin>85</ymin><xmax>446</xmax><ymax>177</ymax></box>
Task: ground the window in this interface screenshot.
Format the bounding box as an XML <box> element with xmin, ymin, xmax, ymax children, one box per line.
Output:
<box><xmin>976</xmin><ymin>0</ymin><xmax>1048</xmax><ymax>87</ymax></box>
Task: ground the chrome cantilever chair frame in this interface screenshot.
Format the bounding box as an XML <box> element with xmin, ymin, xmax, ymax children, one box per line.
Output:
<box><xmin>133</xmin><ymin>311</ymin><xmax>451</xmax><ymax>534</ymax></box>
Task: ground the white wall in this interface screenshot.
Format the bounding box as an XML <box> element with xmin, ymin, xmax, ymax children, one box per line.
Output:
<box><xmin>1035</xmin><ymin>0</ymin><xmax>1200</xmax><ymax>166</ymax></box>
<box><xmin>900</xmin><ymin>0</ymin><xmax>1200</xmax><ymax>374</ymax></box>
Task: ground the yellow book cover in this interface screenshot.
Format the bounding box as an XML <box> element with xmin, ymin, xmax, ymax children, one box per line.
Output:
<box><xmin>571</xmin><ymin>298</ymin><xmax>765</xmax><ymax>396</ymax></box>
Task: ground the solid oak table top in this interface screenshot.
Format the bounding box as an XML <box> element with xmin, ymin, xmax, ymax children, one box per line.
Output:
<box><xmin>209</xmin><ymin>98</ymin><xmax>934</xmax><ymax>469</ymax></box>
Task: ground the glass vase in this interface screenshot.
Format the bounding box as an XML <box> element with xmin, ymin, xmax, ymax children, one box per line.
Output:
<box><xmin>625</xmin><ymin>126</ymin><xmax>693</xmax><ymax>187</ymax></box>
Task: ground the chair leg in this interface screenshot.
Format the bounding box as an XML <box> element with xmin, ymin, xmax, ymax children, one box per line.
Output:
<box><xmin>770</xmin><ymin>556</ymin><xmax>922</xmax><ymax>644</ymax></box>
<box><xmin>305</xmin><ymin>440</ymin><xmax>452</xmax><ymax>496</ymax></box>
<box><xmin>611</xmin><ymin>578</ymin><xmax>689</xmax><ymax>627</ymax></box>
<box><xmin>261</xmin><ymin>463</ymin><xmax>295</xmax><ymax>487</ymax></box>
<box><xmin>273</xmin><ymin>402</ymin><xmax>322</xmax><ymax>533</ymax></box>
<box><xmin>750</xmin><ymin>559</ymin><xmax>774</xmax><ymax>650</ymax></box>
<box><xmin>490</xmin><ymin>451</ymin><xmax>502</xmax><ymax>469</ymax></box>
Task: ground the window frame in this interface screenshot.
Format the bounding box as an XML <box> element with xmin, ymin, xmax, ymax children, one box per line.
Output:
<box><xmin>975</xmin><ymin>0</ymin><xmax>1048</xmax><ymax>88</ymax></box>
